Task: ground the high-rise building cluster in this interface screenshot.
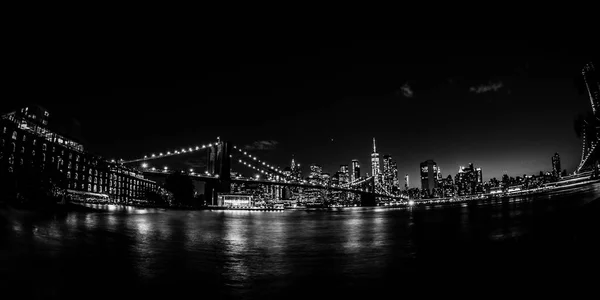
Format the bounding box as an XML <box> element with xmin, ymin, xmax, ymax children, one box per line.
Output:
<box><xmin>454</xmin><ymin>163</ymin><xmax>483</xmax><ymax>196</ymax></box>
<box><xmin>369</xmin><ymin>138</ymin><xmax>400</xmax><ymax>194</ymax></box>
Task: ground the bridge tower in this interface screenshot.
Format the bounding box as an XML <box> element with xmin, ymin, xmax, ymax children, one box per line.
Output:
<box><xmin>206</xmin><ymin>140</ymin><xmax>231</xmax><ymax>204</ymax></box>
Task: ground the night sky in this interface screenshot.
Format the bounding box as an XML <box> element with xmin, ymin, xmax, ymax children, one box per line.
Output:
<box><xmin>6</xmin><ymin>38</ymin><xmax>597</xmax><ymax>187</ymax></box>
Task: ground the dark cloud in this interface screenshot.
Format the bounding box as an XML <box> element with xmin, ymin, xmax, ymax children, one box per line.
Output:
<box><xmin>400</xmin><ymin>83</ymin><xmax>414</xmax><ymax>98</ymax></box>
<box><xmin>244</xmin><ymin>140</ymin><xmax>279</xmax><ymax>151</ymax></box>
<box><xmin>469</xmin><ymin>81</ymin><xmax>504</xmax><ymax>94</ymax></box>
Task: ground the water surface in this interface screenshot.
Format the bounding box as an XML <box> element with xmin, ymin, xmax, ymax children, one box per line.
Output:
<box><xmin>2</xmin><ymin>184</ymin><xmax>600</xmax><ymax>299</ymax></box>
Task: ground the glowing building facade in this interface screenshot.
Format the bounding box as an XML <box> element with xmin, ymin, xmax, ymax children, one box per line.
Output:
<box><xmin>0</xmin><ymin>106</ymin><xmax>161</xmax><ymax>204</ymax></box>
<box><xmin>371</xmin><ymin>138</ymin><xmax>381</xmax><ymax>182</ymax></box>
<box><xmin>420</xmin><ymin>159</ymin><xmax>439</xmax><ymax>193</ymax></box>
<box><xmin>351</xmin><ymin>159</ymin><xmax>360</xmax><ymax>182</ymax></box>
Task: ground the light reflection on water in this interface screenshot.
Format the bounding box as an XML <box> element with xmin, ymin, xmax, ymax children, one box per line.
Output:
<box><xmin>1</xmin><ymin>183</ymin><xmax>599</xmax><ymax>298</ymax></box>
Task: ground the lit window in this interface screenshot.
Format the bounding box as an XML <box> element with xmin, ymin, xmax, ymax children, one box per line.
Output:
<box><xmin>61</xmin><ymin>150</ymin><xmax>64</xmax><ymax>156</ymax></box>
<box><xmin>42</xmin><ymin>153</ymin><xmax>45</xmax><ymax>162</ymax></box>
<box><xmin>32</xmin><ymin>150</ymin><xmax>35</xmax><ymax>157</ymax></box>
<box><xmin>69</xmin><ymin>153</ymin><xmax>72</xmax><ymax>159</ymax></box>
<box><xmin>52</xmin><ymin>146</ymin><xmax>55</xmax><ymax>153</ymax></box>
<box><xmin>42</xmin><ymin>144</ymin><xmax>47</xmax><ymax>151</ymax></box>
<box><xmin>68</xmin><ymin>162</ymin><xmax>72</xmax><ymax>169</ymax></box>
<box><xmin>52</xmin><ymin>156</ymin><xmax>55</xmax><ymax>163</ymax></box>
<box><xmin>32</xmin><ymin>139</ymin><xmax>36</xmax><ymax>146</ymax></box>
<box><xmin>89</xmin><ymin>169</ymin><xmax>92</xmax><ymax>175</ymax></box>
<box><xmin>9</xmin><ymin>155</ymin><xmax>14</xmax><ymax>165</ymax></box>
<box><xmin>12</xmin><ymin>131</ymin><xmax>17</xmax><ymax>140</ymax></box>
<box><xmin>2</xmin><ymin>127</ymin><xmax>5</xmax><ymax>134</ymax></box>
<box><xmin>83</xmin><ymin>166</ymin><xmax>86</xmax><ymax>172</ymax></box>
<box><xmin>75</xmin><ymin>173</ymin><xmax>78</xmax><ymax>180</ymax></box>
<box><xmin>76</xmin><ymin>155</ymin><xmax>79</xmax><ymax>162</ymax></box>
<box><xmin>22</xmin><ymin>135</ymin><xmax>26</xmax><ymax>142</ymax></box>
<box><xmin>1</xmin><ymin>139</ymin><xmax>4</xmax><ymax>147</ymax></box>
<box><xmin>67</xmin><ymin>172</ymin><xmax>71</xmax><ymax>179</ymax></box>
<box><xmin>88</xmin><ymin>177</ymin><xmax>92</xmax><ymax>183</ymax></box>
<box><xmin>20</xmin><ymin>158</ymin><xmax>23</xmax><ymax>166</ymax></box>
<box><xmin>11</xmin><ymin>143</ymin><xmax>15</xmax><ymax>152</ymax></box>
<box><xmin>20</xmin><ymin>147</ymin><xmax>25</xmax><ymax>154</ymax></box>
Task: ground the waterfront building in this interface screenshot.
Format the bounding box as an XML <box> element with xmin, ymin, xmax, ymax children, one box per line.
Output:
<box><xmin>0</xmin><ymin>105</ymin><xmax>161</xmax><ymax>204</ymax></box>
<box><xmin>404</xmin><ymin>174</ymin><xmax>409</xmax><ymax>190</ymax></box>
<box><xmin>217</xmin><ymin>194</ymin><xmax>253</xmax><ymax>207</ymax></box>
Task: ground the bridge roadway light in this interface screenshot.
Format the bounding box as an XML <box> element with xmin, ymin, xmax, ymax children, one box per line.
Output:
<box><xmin>141</xmin><ymin>163</ymin><xmax>148</xmax><ymax>168</ymax></box>
<box><xmin>151</xmin><ymin>167</ymin><xmax>156</xmax><ymax>171</ymax></box>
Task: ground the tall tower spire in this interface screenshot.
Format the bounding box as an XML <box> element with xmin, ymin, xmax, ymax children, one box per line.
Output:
<box><xmin>371</xmin><ymin>137</ymin><xmax>381</xmax><ymax>181</ymax></box>
<box><xmin>373</xmin><ymin>137</ymin><xmax>377</xmax><ymax>153</ymax></box>
<box><xmin>291</xmin><ymin>154</ymin><xmax>296</xmax><ymax>169</ymax></box>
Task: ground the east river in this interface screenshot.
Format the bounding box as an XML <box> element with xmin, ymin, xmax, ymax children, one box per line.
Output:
<box><xmin>1</xmin><ymin>184</ymin><xmax>600</xmax><ymax>299</ymax></box>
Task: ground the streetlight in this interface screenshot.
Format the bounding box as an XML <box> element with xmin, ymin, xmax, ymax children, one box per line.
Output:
<box><xmin>255</xmin><ymin>174</ymin><xmax>260</xmax><ymax>180</ymax></box>
<box><xmin>141</xmin><ymin>163</ymin><xmax>148</xmax><ymax>168</ymax></box>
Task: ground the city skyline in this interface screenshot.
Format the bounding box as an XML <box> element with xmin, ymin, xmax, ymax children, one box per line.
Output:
<box><xmin>4</xmin><ymin>39</ymin><xmax>596</xmax><ymax>186</ymax></box>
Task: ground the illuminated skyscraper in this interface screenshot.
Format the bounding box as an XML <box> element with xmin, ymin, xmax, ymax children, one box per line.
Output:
<box><xmin>404</xmin><ymin>174</ymin><xmax>409</xmax><ymax>190</ymax></box>
<box><xmin>382</xmin><ymin>154</ymin><xmax>398</xmax><ymax>192</ymax></box>
<box><xmin>420</xmin><ymin>159</ymin><xmax>439</xmax><ymax>193</ymax></box>
<box><xmin>339</xmin><ymin>165</ymin><xmax>350</xmax><ymax>186</ymax></box>
<box><xmin>290</xmin><ymin>156</ymin><xmax>302</xmax><ymax>180</ymax></box>
<box><xmin>309</xmin><ymin>164</ymin><xmax>322</xmax><ymax>178</ymax></box>
<box><xmin>455</xmin><ymin>163</ymin><xmax>482</xmax><ymax>195</ymax></box>
<box><xmin>552</xmin><ymin>152</ymin><xmax>561</xmax><ymax>178</ymax></box>
<box><xmin>351</xmin><ymin>159</ymin><xmax>360</xmax><ymax>182</ymax></box>
<box><xmin>371</xmin><ymin>138</ymin><xmax>381</xmax><ymax>181</ymax></box>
